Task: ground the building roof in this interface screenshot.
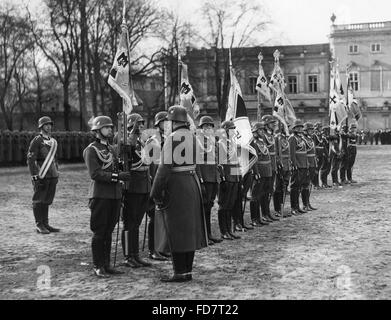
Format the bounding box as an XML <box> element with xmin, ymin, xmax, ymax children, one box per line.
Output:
<box><xmin>185</xmin><ymin>43</ymin><xmax>330</xmax><ymax>61</ymax></box>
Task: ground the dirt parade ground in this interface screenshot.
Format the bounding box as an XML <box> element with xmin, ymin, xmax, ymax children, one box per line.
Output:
<box><xmin>0</xmin><ymin>145</ymin><xmax>390</xmax><ymax>300</ymax></box>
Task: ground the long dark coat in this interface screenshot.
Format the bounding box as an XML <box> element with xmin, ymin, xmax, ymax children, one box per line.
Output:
<box><xmin>150</xmin><ymin>127</ymin><xmax>208</xmax><ymax>253</ymax></box>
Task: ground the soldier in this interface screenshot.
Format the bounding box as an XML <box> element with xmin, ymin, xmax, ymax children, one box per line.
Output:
<box><xmin>302</xmin><ymin>123</ymin><xmax>318</xmax><ymax>211</ymax></box>
<box><xmin>346</xmin><ymin>123</ymin><xmax>358</xmax><ymax>184</ymax></box>
<box><xmin>261</xmin><ymin>115</ymin><xmax>279</xmax><ymax>218</ymax></box>
<box><xmin>121</xmin><ymin>113</ymin><xmax>152</xmax><ymax>268</ymax></box>
<box><xmin>330</xmin><ymin>128</ymin><xmax>343</xmax><ymax>188</ymax></box>
<box><xmin>289</xmin><ymin>120</ymin><xmax>308</xmax><ymax>215</ymax></box>
<box><xmin>83</xmin><ymin>116</ymin><xmax>131</xmax><ymax>278</ymax></box>
<box><xmin>249</xmin><ymin>121</ymin><xmax>274</xmax><ymax>225</ymax></box>
<box><xmin>27</xmin><ymin>116</ymin><xmax>60</xmax><ymax>234</ymax></box>
<box><xmin>274</xmin><ymin>121</ymin><xmax>292</xmax><ymax>218</ymax></box>
<box><xmin>197</xmin><ymin>116</ymin><xmax>223</xmax><ymax>244</ymax></box>
<box><xmin>339</xmin><ymin>125</ymin><xmax>349</xmax><ymax>184</ymax></box>
<box><xmin>151</xmin><ymin>105</ymin><xmax>208</xmax><ymax>282</ymax></box>
<box><xmin>320</xmin><ymin>126</ymin><xmax>332</xmax><ymax>188</ymax></box>
<box><xmin>145</xmin><ymin>111</ymin><xmax>170</xmax><ymax>261</ymax></box>
<box><xmin>312</xmin><ymin>122</ymin><xmax>323</xmax><ymax>188</ymax></box>
<box><xmin>216</xmin><ymin>121</ymin><xmax>242</xmax><ymax>240</ymax></box>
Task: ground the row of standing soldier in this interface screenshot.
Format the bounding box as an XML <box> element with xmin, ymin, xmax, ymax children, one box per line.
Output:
<box><xmin>26</xmin><ymin>108</ymin><xmax>358</xmax><ymax>282</ymax></box>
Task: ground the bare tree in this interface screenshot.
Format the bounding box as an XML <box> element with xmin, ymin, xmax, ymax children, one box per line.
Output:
<box><xmin>83</xmin><ymin>0</ymin><xmax>162</xmax><ymax>121</ymax></box>
<box><xmin>0</xmin><ymin>4</ymin><xmax>33</xmax><ymax>130</ymax></box>
<box><xmin>28</xmin><ymin>0</ymin><xmax>78</xmax><ymax>131</ymax></box>
<box><xmin>199</xmin><ymin>0</ymin><xmax>270</xmax><ymax>120</ymax></box>
<box><xmin>155</xmin><ymin>11</ymin><xmax>200</xmax><ymax>108</ymax></box>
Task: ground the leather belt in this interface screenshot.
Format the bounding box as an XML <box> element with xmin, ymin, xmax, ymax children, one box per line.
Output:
<box><xmin>308</xmin><ymin>154</ymin><xmax>316</xmax><ymax>157</ymax></box>
<box><xmin>269</xmin><ymin>152</ymin><xmax>276</xmax><ymax>156</ymax></box>
<box><xmin>296</xmin><ymin>151</ymin><xmax>307</xmax><ymax>154</ymax></box>
<box><xmin>258</xmin><ymin>160</ymin><xmax>271</xmax><ymax>164</ymax></box>
<box><xmin>171</xmin><ymin>165</ymin><xmax>196</xmax><ymax>173</ymax></box>
<box><xmin>281</xmin><ymin>155</ymin><xmax>290</xmax><ymax>158</ymax></box>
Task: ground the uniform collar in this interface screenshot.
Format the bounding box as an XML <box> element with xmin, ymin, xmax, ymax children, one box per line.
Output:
<box><xmin>97</xmin><ymin>139</ymin><xmax>108</xmax><ymax>146</ymax></box>
<box><xmin>40</xmin><ymin>133</ymin><xmax>50</xmax><ymax>140</ymax></box>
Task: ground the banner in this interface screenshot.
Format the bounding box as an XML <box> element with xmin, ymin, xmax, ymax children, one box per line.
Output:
<box><xmin>226</xmin><ymin>57</ymin><xmax>257</xmax><ymax>176</ymax></box>
<box><xmin>108</xmin><ymin>24</ymin><xmax>137</xmax><ymax>114</ymax></box>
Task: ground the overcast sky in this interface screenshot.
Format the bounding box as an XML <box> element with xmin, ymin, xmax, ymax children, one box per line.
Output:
<box><xmin>159</xmin><ymin>0</ymin><xmax>391</xmax><ymax>45</ymax></box>
<box><xmin>20</xmin><ymin>0</ymin><xmax>391</xmax><ymax>45</ymax></box>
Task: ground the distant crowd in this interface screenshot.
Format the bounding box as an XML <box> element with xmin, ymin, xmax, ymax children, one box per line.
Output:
<box><xmin>358</xmin><ymin>129</ymin><xmax>391</xmax><ymax>145</ymax></box>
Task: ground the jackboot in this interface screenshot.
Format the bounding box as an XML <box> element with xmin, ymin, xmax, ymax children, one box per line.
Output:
<box><xmin>250</xmin><ymin>200</ymin><xmax>261</xmax><ymax>226</ymax></box>
<box><xmin>104</xmin><ymin>238</ymin><xmax>123</xmax><ymax>275</ymax></box>
<box><xmin>301</xmin><ymin>189</ymin><xmax>311</xmax><ymax>211</ymax></box>
<box><xmin>218</xmin><ymin>209</ymin><xmax>227</xmax><ymax>237</ymax></box>
<box><xmin>42</xmin><ymin>204</ymin><xmax>60</xmax><ymax>232</ymax></box>
<box><xmin>34</xmin><ymin>204</ymin><xmax>50</xmax><ymax>234</ymax></box>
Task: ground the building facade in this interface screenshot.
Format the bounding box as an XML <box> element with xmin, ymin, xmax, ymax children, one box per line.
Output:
<box><xmin>185</xmin><ymin>20</ymin><xmax>391</xmax><ymax>130</ymax></box>
<box><xmin>330</xmin><ymin>20</ymin><xmax>391</xmax><ymax>130</ymax></box>
<box><xmin>185</xmin><ymin>44</ymin><xmax>331</xmax><ymax>125</ymax></box>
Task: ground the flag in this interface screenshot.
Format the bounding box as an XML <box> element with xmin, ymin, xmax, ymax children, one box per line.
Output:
<box><xmin>269</xmin><ymin>50</ymin><xmax>296</xmax><ymax>134</ymax></box>
<box><xmin>329</xmin><ymin>70</ymin><xmax>348</xmax><ymax>130</ymax></box>
<box><xmin>268</xmin><ymin>64</ymin><xmax>285</xmax><ymax>93</ymax></box>
<box><xmin>179</xmin><ymin>61</ymin><xmax>200</xmax><ymax>129</ymax></box>
<box><xmin>347</xmin><ymin>78</ymin><xmax>362</xmax><ymax>121</ymax></box>
<box><xmin>108</xmin><ymin>24</ymin><xmax>136</xmax><ymax>114</ymax></box>
<box><xmin>273</xmin><ymin>92</ymin><xmax>289</xmax><ymax>135</ymax></box>
<box><xmin>225</xmin><ymin>61</ymin><xmax>257</xmax><ymax>176</ymax></box>
<box><xmin>256</xmin><ymin>67</ymin><xmax>271</xmax><ymax>102</ymax></box>
<box><xmin>226</xmin><ymin>67</ymin><xmax>247</xmax><ymax>122</ymax></box>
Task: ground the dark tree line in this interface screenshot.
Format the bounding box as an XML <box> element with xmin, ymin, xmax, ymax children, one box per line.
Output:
<box><xmin>0</xmin><ymin>0</ymin><xmax>270</xmax><ymax>130</ymax></box>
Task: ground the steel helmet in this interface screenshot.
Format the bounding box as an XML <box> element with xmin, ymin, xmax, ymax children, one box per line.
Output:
<box><xmin>198</xmin><ymin>116</ymin><xmax>215</xmax><ymax>128</ymax></box>
<box><xmin>221</xmin><ymin>120</ymin><xmax>236</xmax><ymax>130</ymax></box>
<box><xmin>167</xmin><ymin>105</ymin><xmax>188</xmax><ymax>123</ymax></box>
<box><xmin>38</xmin><ymin>116</ymin><xmax>54</xmax><ymax>129</ymax></box>
<box><xmin>127</xmin><ymin>113</ymin><xmax>145</xmax><ymax>129</ymax></box>
<box><xmin>251</xmin><ymin>121</ymin><xmax>265</xmax><ymax>133</ymax></box>
<box><xmin>303</xmin><ymin>122</ymin><xmax>314</xmax><ymax>131</ymax></box>
<box><xmin>261</xmin><ymin>114</ymin><xmax>278</xmax><ymax>125</ymax></box>
<box><xmin>292</xmin><ymin>119</ymin><xmax>304</xmax><ymax>131</ymax></box>
<box><xmin>90</xmin><ymin>116</ymin><xmax>114</xmax><ymax>131</ymax></box>
<box><xmin>154</xmin><ymin>111</ymin><xmax>168</xmax><ymax>127</ymax></box>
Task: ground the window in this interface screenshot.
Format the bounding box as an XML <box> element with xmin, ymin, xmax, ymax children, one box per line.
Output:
<box><xmin>249</xmin><ymin>76</ymin><xmax>257</xmax><ymax>95</ymax></box>
<box><xmin>371</xmin><ymin>69</ymin><xmax>381</xmax><ymax>91</ymax></box>
<box><xmin>349</xmin><ymin>44</ymin><xmax>359</xmax><ymax>54</ymax></box>
<box><xmin>349</xmin><ymin>72</ymin><xmax>359</xmax><ymax>91</ymax></box>
<box><xmin>371</xmin><ymin>43</ymin><xmax>381</xmax><ymax>52</ymax></box>
<box><xmin>308</xmin><ymin>75</ymin><xmax>318</xmax><ymax>93</ymax></box>
<box><xmin>287</xmin><ymin>76</ymin><xmax>298</xmax><ymax>94</ymax></box>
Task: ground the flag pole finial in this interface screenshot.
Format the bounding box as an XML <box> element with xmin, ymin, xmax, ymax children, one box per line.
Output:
<box><xmin>346</xmin><ymin>62</ymin><xmax>352</xmax><ymax>74</ymax></box>
<box><xmin>122</xmin><ymin>0</ymin><xmax>126</xmax><ymax>25</ymax></box>
<box><xmin>257</xmin><ymin>52</ymin><xmax>263</xmax><ymax>63</ymax></box>
<box><xmin>273</xmin><ymin>50</ymin><xmax>280</xmax><ymax>62</ymax></box>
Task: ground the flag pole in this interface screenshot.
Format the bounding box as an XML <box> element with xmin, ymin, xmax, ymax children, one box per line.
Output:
<box><xmin>345</xmin><ymin>63</ymin><xmax>352</xmax><ymax>133</ymax></box>
<box><xmin>163</xmin><ymin>60</ymin><xmax>168</xmax><ymax>110</ymax></box>
<box><xmin>178</xmin><ymin>54</ymin><xmax>181</xmax><ymax>105</ymax></box>
<box><xmin>114</xmin><ymin>0</ymin><xmax>128</xmax><ymax>269</ymax></box>
<box><xmin>257</xmin><ymin>52</ymin><xmax>263</xmax><ymax>121</ymax></box>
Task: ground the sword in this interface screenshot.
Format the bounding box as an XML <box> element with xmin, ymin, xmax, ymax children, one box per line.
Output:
<box><xmin>113</xmin><ymin>193</ymin><xmax>125</xmax><ymax>267</ymax></box>
<box><xmin>142</xmin><ymin>214</ymin><xmax>148</xmax><ymax>252</ymax></box>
